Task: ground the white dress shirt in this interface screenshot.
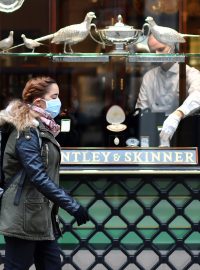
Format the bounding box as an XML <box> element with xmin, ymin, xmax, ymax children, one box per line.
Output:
<box><xmin>136</xmin><ymin>63</ymin><xmax>200</xmax><ymax>115</ymax></box>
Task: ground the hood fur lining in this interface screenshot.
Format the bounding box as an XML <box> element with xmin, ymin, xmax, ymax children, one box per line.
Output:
<box><xmin>0</xmin><ymin>100</ymin><xmax>39</xmax><ymax>131</ymax></box>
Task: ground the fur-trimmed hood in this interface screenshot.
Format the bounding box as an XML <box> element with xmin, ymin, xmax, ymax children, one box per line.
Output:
<box><xmin>0</xmin><ymin>99</ymin><xmax>39</xmax><ymax>131</ymax></box>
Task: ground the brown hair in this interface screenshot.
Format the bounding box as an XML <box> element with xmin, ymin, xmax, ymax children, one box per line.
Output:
<box><xmin>22</xmin><ymin>76</ymin><xmax>56</xmax><ymax>103</ymax></box>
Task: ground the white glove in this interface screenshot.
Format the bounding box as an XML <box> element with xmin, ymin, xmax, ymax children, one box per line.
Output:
<box><xmin>159</xmin><ymin>113</ymin><xmax>181</xmax><ymax>146</ymax></box>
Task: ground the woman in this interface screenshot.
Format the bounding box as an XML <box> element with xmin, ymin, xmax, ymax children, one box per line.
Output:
<box><xmin>0</xmin><ymin>76</ymin><xmax>89</xmax><ymax>270</ymax></box>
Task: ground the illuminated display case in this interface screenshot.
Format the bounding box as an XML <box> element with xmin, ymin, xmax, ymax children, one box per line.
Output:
<box><xmin>0</xmin><ymin>1</ymin><xmax>200</xmax><ymax>269</ymax></box>
<box><xmin>0</xmin><ymin>1</ymin><xmax>199</xmax><ymax>150</ymax></box>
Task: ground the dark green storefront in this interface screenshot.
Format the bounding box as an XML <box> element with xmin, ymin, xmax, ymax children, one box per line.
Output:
<box><xmin>45</xmin><ymin>147</ymin><xmax>200</xmax><ymax>270</ymax></box>
<box><xmin>56</xmin><ymin>171</ymin><xmax>200</xmax><ymax>270</ymax></box>
<box><xmin>0</xmin><ymin>150</ymin><xmax>199</xmax><ymax>269</ymax></box>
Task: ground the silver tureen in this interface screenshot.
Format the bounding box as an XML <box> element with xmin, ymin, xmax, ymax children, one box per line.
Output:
<box><xmin>90</xmin><ymin>14</ymin><xmax>150</xmax><ymax>53</ymax></box>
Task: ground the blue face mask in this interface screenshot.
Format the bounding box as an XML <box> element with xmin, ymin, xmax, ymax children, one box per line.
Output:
<box><xmin>45</xmin><ymin>98</ymin><xmax>61</xmax><ymax>118</ymax></box>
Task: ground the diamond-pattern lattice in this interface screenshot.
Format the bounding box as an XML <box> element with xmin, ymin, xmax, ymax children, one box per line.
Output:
<box><xmin>104</xmin><ymin>250</ymin><xmax>127</xmax><ymax>270</ymax></box>
<box><xmin>169</xmin><ymin>183</ymin><xmax>191</xmax><ymax>207</ymax></box>
<box><xmin>169</xmin><ymin>250</ymin><xmax>191</xmax><ymax>269</ymax></box>
<box><xmin>136</xmin><ymin>250</ymin><xmax>159</xmax><ymax>269</ymax></box>
<box><xmin>153</xmin><ymin>200</ymin><xmax>175</xmax><ymax>223</ymax></box>
<box><xmin>169</xmin><ymin>216</ymin><xmax>191</xmax><ymax>239</ymax></box>
<box><xmin>0</xmin><ymin>174</ymin><xmax>199</xmax><ymax>269</ymax></box>
<box><xmin>105</xmin><ymin>216</ymin><xmax>127</xmax><ymax>239</ymax></box>
<box><xmin>153</xmin><ymin>232</ymin><xmax>175</xmax><ymax>250</ymax></box>
<box><xmin>89</xmin><ymin>232</ymin><xmax>112</xmax><ymax>251</ymax></box>
<box><xmin>121</xmin><ymin>232</ymin><xmax>143</xmax><ymax>253</ymax></box>
<box><xmin>184</xmin><ymin>200</ymin><xmax>200</xmax><ymax>223</ymax></box>
<box><xmin>120</xmin><ymin>200</ymin><xmax>143</xmax><ymax>223</ymax></box>
<box><xmin>137</xmin><ymin>183</ymin><xmax>159</xmax><ymax>207</ymax></box>
<box><xmin>137</xmin><ymin>215</ymin><xmax>159</xmax><ymax>239</ymax></box>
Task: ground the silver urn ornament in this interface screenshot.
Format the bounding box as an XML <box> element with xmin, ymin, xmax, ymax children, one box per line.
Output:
<box><xmin>90</xmin><ymin>14</ymin><xmax>150</xmax><ymax>53</ymax></box>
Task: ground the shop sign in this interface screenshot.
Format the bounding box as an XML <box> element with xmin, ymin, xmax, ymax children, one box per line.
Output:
<box><xmin>61</xmin><ymin>148</ymin><xmax>198</xmax><ymax>165</ymax></box>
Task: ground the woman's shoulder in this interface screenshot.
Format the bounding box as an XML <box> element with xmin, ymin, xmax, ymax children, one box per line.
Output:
<box><xmin>0</xmin><ymin>99</ymin><xmax>39</xmax><ymax>132</ymax></box>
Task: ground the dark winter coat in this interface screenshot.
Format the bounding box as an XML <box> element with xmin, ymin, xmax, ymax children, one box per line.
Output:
<box><xmin>0</xmin><ymin>100</ymin><xmax>80</xmax><ymax>240</ymax></box>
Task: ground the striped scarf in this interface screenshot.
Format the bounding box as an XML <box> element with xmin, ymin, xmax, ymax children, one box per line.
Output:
<box><xmin>31</xmin><ymin>105</ymin><xmax>60</xmax><ymax>137</ymax></box>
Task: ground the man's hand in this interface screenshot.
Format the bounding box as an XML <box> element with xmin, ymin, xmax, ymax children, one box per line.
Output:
<box><xmin>160</xmin><ymin>111</ymin><xmax>183</xmax><ymax>146</ymax></box>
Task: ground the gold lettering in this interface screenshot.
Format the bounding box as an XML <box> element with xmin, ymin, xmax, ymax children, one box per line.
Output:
<box><xmin>61</xmin><ymin>149</ymin><xmax>197</xmax><ymax>165</ymax></box>
<box><xmin>163</xmin><ymin>152</ymin><xmax>173</xmax><ymax>162</ymax></box>
<box><xmin>144</xmin><ymin>151</ymin><xmax>148</xmax><ymax>162</ymax></box>
<box><xmin>82</xmin><ymin>151</ymin><xmax>91</xmax><ymax>162</ymax></box>
<box><xmin>133</xmin><ymin>152</ymin><xmax>142</xmax><ymax>162</ymax></box>
<box><xmin>185</xmin><ymin>152</ymin><xmax>195</xmax><ymax>163</ymax></box>
<box><xmin>71</xmin><ymin>152</ymin><xmax>81</xmax><ymax>162</ymax></box>
<box><xmin>174</xmin><ymin>152</ymin><xmax>183</xmax><ymax>162</ymax></box>
<box><xmin>61</xmin><ymin>151</ymin><xmax>71</xmax><ymax>163</ymax></box>
<box><xmin>151</xmin><ymin>152</ymin><xmax>161</xmax><ymax>162</ymax></box>
<box><xmin>92</xmin><ymin>152</ymin><xmax>101</xmax><ymax>162</ymax></box>
<box><xmin>101</xmin><ymin>152</ymin><xmax>111</xmax><ymax>162</ymax></box>
<box><xmin>125</xmin><ymin>152</ymin><xmax>132</xmax><ymax>162</ymax></box>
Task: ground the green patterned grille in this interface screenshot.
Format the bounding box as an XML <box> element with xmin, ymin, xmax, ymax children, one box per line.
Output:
<box><xmin>0</xmin><ymin>174</ymin><xmax>199</xmax><ymax>269</ymax></box>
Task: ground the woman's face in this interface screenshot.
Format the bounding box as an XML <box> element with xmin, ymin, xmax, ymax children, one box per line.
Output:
<box><xmin>43</xmin><ymin>83</ymin><xmax>60</xmax><ymax>101</ymax></box>
<box><xmin>33</xmin><ymin>83</ymin><xmax>60</xmax><ymax>109</ymax></box>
